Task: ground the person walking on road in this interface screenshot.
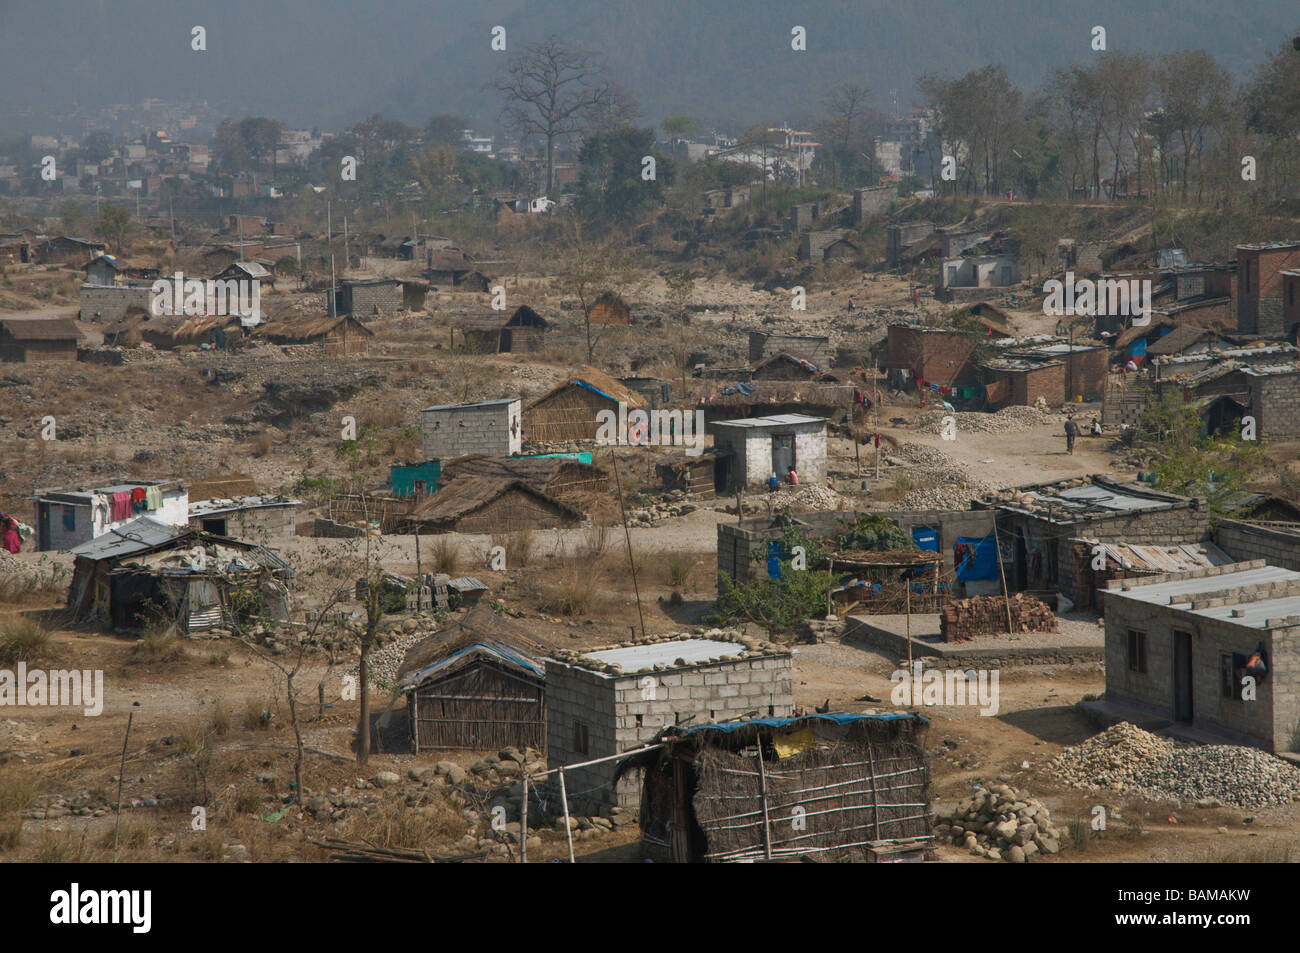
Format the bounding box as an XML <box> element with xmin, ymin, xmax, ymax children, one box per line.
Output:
<box><xmin>1065</xmin><ymin>414</ymin><xmax>1080</xmax><ymax>455</ymax></box>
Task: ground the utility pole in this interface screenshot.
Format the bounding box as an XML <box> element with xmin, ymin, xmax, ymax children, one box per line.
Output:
<box><xmin>873</xmin><ymin>358</ymin><xmax>881</xmax><ymax>481</ymax></box>
<box><xmin>330</xmin><ymin>254</ymin><xmax>337</xmax><ymax>319</ymax></box>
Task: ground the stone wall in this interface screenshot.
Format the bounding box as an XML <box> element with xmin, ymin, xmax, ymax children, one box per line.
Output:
<box><xmin>79</xmin><ymin>285</ymin><xmax>157</xmax><ymax>323</ymax></box>
<box><xmin>1215</xmin><ymin>520</ymin><xmax>1300</xmax><ymax>571</ymax></box>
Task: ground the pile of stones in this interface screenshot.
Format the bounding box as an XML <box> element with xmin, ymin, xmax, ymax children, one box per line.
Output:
<box><xmin>1048</xmin><ymin>722</ymin><xmax>1300</xmax><ymax>808</ymax></box>
<box><xmin>934</xmin><ymin>783</ymin><xmax>1066</xmax><ymax>862</ymax></box>
<box><xmin>915</xmin><ymin>405</ymin><xmax>1053</xmax><ymax>436</ymax></box>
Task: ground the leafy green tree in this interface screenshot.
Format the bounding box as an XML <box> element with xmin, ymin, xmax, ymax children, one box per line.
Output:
<box><xmin>95</xmin><ymin>204</ymin><xmax>132</xmax><ymax>252</ymax></box>
<box><xmin>575</xmin><ymin>127</ymin><xmax>673</xmax><ymax>224</ymax></box>
<box><xmin>710</xmin><ymin>523</ymin><xmax>835</xmax><ymax>638</ymax></box>
<box><xmin>1132</xmin><ymin>390</ymin><xmax>1268</xmax><ymax>516</ymax></box>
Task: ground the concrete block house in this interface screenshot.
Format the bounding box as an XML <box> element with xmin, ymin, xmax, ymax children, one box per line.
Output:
<box><xmin>31</xmin><ymin>480</ymin><xmax>189</xmax><ymax>552</ymax></box>
<box><xmin>544</xmin><ymin>634</ymin><xmax>795</xmax><ymax>811</ymax></box>
<box><xmin>1101</xmin><ymin>561</ymin><xmax>1300</xmax><ymax>753</ymax></box>
<box><xmin>1236</xmin><ymin>241</ymin><xmax>1300</xmax><ymax>340</ymax></box>
<box><xmin>421</xmin><ymin>398</ymin><xmax>521</xmax><ymax>460</ymax></box>
<box><xmin>709</xmin><ymin>414</ymin><xmax>827</xmax><ymax>491</ymax></box>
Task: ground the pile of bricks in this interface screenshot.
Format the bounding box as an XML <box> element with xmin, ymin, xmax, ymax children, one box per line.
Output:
<box><xmin>940</xmin><ymin>593</ymin><xmax>1057</xmax><ymax>642</ymax></box>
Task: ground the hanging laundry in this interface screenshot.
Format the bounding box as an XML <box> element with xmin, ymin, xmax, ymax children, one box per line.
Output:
<box><xmin>110</xmin><ymin>491</ymin><xmax>132</xmax><ymax>521</ymax></box>
<box><xmin>145</xmin><ymin>485</ymin><xmax>163</xmax><ymax>511</ymax></box>
<box><xmin>130</xmin><ymin>486</ymin><xmax>147</xmax><ymax>513</ymax></box>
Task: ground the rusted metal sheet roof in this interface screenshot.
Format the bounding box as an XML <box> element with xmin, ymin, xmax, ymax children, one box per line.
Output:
<box><xmin>1077</xmin><ymin>538</ymin><xmax>1232</xmax><ymax>573</ymax></box>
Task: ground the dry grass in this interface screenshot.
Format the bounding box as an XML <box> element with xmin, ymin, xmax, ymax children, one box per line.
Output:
<box><xmin>131</xmin><ymin>628</ymin><xmax>186</xmax><ymax>664</ymax></box>
<box><xmin>540</xmin><ymin>567</ymin><xmax>595</xmax><ymax>617</ymax></box>
<box><xmin>0</xmin><ymin>773</ymin><xmax>38</xmax><ymax>851</ymax></box>
<box><xmin>667</xmin><ymin>554</ymin><xmax>693</xmax><ymax>589</ymax></box>
<box><xmin>338</xmin><ymin>795</ymin><xmax>466</xmax><ymax>851</ymax></box>
<box><xmin>248</xmin><ymin>428</ymin><xmax>275</xmax><ymax>458</ymax></box>
<box><xmin>429</xmin><ymin>536</ymin><xmax>461</xmax><ymax>574</ymax></box>
<box><xmin>492</xmin><ymin>530</ymin><xmax>537</xmax><ymax>569</ymax></box>
<box><xmin>0</xmin><ymin>618</ymin><xmax>53</xmax><ymax>665</ymax></box>
<box><xmin>578</xmin><ymin>523</ymin><xmax>615</xmax><ymax>560</ymax></box>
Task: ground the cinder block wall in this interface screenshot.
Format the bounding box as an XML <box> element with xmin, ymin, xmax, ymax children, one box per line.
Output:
<box><xmin>1216</xmin><ymin>521</ymin><xmax>1300</xmax><ymax>571</ymax></box>
<box><xmin>421</xmin><ymin>401</ymin><xmax>520</xmax><ymax>459</ymax></box>
<box><xmin>1102</xmin><ymin>567</ymin><xmax>1285</xmax><ymax>750</ymax></box>
<box><xmin>79</xmin><ymin>285</ymin><xmax>156</xmax><ymax>323</ymax></box>
<box><xmin>546</xmin><ymin>656</ymin><xmax>795</xmax><ymax>811</ymax></box>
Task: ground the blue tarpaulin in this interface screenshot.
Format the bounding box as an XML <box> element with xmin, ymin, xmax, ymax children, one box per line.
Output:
<box><xmin>912</xmin><ymin>527</ymin><xmax>939</xmax><ymax>552</ymax></box>
<box><xmin>955</xmin><ymin>534</ymin><xmax>999</xmax><ymax>582</ymax></box>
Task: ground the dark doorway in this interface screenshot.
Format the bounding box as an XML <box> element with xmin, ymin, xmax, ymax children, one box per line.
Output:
<box><xmin>201</xmin><ymin>518</ymin><xmax>228</xmax><ymax>535</ymax></box>
<box><xmin>713</xmin><ymin>454</ymin><xmax>732</xmax><ymax>493</ymax></box>
<box><xmin>1173</xmin><ymin>630</ymin><xmax>1194</xmax><ymax>722</ymax></box>
<box><xmin>1204</xmin><ymin>396</ymin><xmax>1246</xmax><ymax>437</ymax></box>
<box><xmin>772</xmin><ymin>434</ymin><xmax>795</xmax><ymax>478</ymax></box>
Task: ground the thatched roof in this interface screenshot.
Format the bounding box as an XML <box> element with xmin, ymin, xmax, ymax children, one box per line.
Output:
<box><xmin>395</xmin><ymin>605</ymin><xmax>546</xmax><ymax>687</ymax></box>
<box><xmin>0</xmin><ymin>317</ymin><xmax>80</xmax><ymax>342</ymax></box>
<box><xmin>170</xmin><ymin>315</ymin><xmax>245</xmax><ymax>344</ymax></box>
<box><xmin>455</xmin><ymin>305</ymin><xmax>550</xmax><ymax>333</ymax></box>
<box><xmin>1145</xmin><ymin>324</ymin><xmax>1216</xmax><ymax>357</ymax></box>
<box><xmin>440</xmin><ymin>454</ymin><xmax>606</xmax><ymax>489</ymax></box>
<box><xmin>402</xmin><ymin>476</ymin><xmax>582</xmax><ymax>528</ymax></box>
<box><xmin>254</xmin><ymin>314</ymin><xmax>374</xmax><ymax>343</ymax></box>
<box><xmin>528</xmin><ymin>365</ymin><xmax>645</xmax><ymax>409</ymax></box>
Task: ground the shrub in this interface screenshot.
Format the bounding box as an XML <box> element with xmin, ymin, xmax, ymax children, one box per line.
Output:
<box><xmin>429</xmin><ymin>536</ymin><xmax>460</xmax><ymax>575</ymax></box>
<box><xmin>0</xmin><ymin>618</ymin><xmax>52</xmax><ymax>666</ymax></box>
<box><xmin>667</xmin><ymin>554</ymin><xmax>693</xmax><ymax>589</ymax></box>
<box><xmin>0</xmin><ymin>774</ymin><xmax>38</xmax><ymax>851</ymax></box>
<box><xmin>132</xmin><ymin>629</ymin><xmax>185</xmax><ymax>663</ymax></box>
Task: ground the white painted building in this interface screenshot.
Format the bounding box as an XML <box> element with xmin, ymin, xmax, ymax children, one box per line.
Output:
<box><xmin>709</xmin><ymin>414</ymin><xmax>827</xmax><ymax>491</ymax></box>
<box><xmin>31</xmin><ymin>480</ymin><xmax>189</xmax><ymax>552</ymax></box>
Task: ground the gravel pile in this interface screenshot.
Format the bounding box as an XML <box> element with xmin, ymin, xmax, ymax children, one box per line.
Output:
<box><xmin>766</xmin><ymin>484</ymin><xmax>843</xmax><ymax>511</ymax></box>
<box><xmin>352</xmin><ymin>629</ymin><xmax>427</xmax><ymax>689</ymax></box>
<box><xmin>895</xmin><ymin>484</ymin><xmax>990</xmax><ymax>510</ymax></box>
<box><xmin>1047</xmin><ymin>722</ymin><xmax>1300</xmax><ymax>808</ymax></box>
<box><xmin>888</xmin><ymin>442</ymin><xmax>993</xmax><ymax>510</ymax></box>
<box><xmin>915</xmin><ymin>405</ymin><xmax>1055</xmax><ymax>436</ymax></box>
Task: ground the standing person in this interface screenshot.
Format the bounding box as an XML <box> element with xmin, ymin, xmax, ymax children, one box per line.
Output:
<box><xmin>2</xmin><ymin>517</ymin><xmax>19</xmax><ymax>555</ymax></box>
<box><xmin>1064</xmin><ymin>415</ymin><xmax>1080</xmax><ymax>455</ymax></box>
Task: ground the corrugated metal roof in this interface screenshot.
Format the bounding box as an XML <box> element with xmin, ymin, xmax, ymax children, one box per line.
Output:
<box><xmin>1080</xmin><ymin>539</ymin><xmax>1232</xmax><ymax>573</ymax></box>
<box><xmin>396</xmin><ymin>641</ymin><xmax>544</xmax><ymax>692</ymax></box>
<box><xmin>69</xmin><ymin>517</ymin><xmax>184</xmax><ymax>559</ymax></box>
<box><xmin>1045</xmin><ymin>484</ymin><xmax>1170</xmax><ymax>512</ymax></box>
<box><xmin>677</xmin><ymin>712</ymin><xmax>929</xmax><ymax>735</ymax></box>
<box><xmin>188</xmin><ymin>495</ymin><xmax>301</xmax><ymax>517</ymax></box>
<box><xmin>447</xmin><ymin>576</ymin><xmax>489</xmax><ymax>592</ymax></box>
<box><xmin>421</xmin><ymin>398</ymin><xmax>517</xmax><ymax>412</ymax></box>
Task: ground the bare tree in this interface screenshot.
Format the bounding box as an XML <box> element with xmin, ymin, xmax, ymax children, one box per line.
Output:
<box><xmin>490</xmin><ymin>36</ymin><xmax>625</xmax><ymax>193</ymax></box>
<box><xmin>554</xmin><ymin>218</ymin><xmax>639</xmax><ymax>362</ymax></box>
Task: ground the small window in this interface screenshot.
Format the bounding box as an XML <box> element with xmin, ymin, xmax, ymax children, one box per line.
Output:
<box><xmin>1221</xmin><ymin>653</ymin><xmax>1246</xmax><ymax>700</ymax></box>
<box><xmin>572</xmin><ymin>720</ymin><xmax>589</xmax><ymax>756</ymax></box>
<box><xmin>634</xmin><ymin>713</ymin><xmax>643</xmax><ymax>728</ymax></box>
<box><xmin>62</xmin><ymin>505</ymin><xmax>76</xmax><ymax>532</ymax></box>
<box><xmin>1127</xmin><ymin>630</ymin><xmax>1147</xmax><ymax>674</ymax></box>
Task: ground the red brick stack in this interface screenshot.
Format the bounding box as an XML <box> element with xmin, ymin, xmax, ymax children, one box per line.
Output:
<box><xmin>940</xmin><ymin>593</ymin><xmax>1058</xmax><ymax>642</ymax></box>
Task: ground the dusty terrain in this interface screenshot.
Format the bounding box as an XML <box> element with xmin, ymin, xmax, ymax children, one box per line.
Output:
<box><xmin>2</xmin><ymin>264</ymin><xmax>1298</xmax><ymax>864</ymax></box>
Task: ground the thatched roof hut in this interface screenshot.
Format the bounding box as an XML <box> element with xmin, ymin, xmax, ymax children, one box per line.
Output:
<box><xmin>439</xmin><ymin>453</ymin><xmax>609</xmax><ymax>507</ymax></box>
<box><xmin>398</xmin><ymin>476</ymin><xmax>582</xmax><ymax>534</ymax></box>
<box><xmin>455</xmin><ymin>305</ymin><xmax>550</xmax><ymax>354</ymax></box>
<box><xmin>395</xmin><ymin>605</ymin><xmax>548</xmax><ymax>751</ymax></box>
<box><xmin>621</xmin><ymin>712</ymin><xmax>931</xmax><ymax>863</ymax></box>
<box><xmin>524</xmin><ymin>366</ymin><xmax>646</xmax><ymax>444</ymax></box>
<box><xmin>589</xmin><ymin>291</ymin><xmax>630</xmax><ymax>326</ymax></box>
<box><xmin>253</xmin><ymin>314</ymin><xmax>373</xmax><ymax>355</ymax></box>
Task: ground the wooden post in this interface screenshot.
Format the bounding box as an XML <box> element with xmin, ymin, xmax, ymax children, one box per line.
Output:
<box><xmin>865</xmin><ymin>734</ymin><xmax>882</xmax><ymax>839</ymax></box>
<box><xmin>113</xmin><ymin>710</ymin><xmax>134</xmax><ymax>861</ymax></box>
<box><xmin>905</xmin><ymin>579</ymin><xmax>912</xmax><ymax>673</ymax></box>
<box><xmin>991</xmin><ymin>520</ymin><xmax>1014</xmax><ymax>633</ymax></box>
<box><xmin>520</xmin><ymin>773</ymin><xmax>529</xmax><ymax>864</ymax></box>
<box><xmin>755</xmin><ymin>739</ymin><xmax>773</xmax><ymax>860</ymax></box>
<box><xmin>558</xmin><ymin>768</ymin><xmax>575</xmax><ymax>863</ymax></box>
<box><xmin>609</xmin><ymin>447</ymin><xmax>647</xmax><ymax>640</ymax></box>
<box><xmin>414</xmin><ymin>528</ymin><xmax>422</xmax><ymax>612</ymax></box>
<box><xmin>412</xmin><ymin>689</ymin><xmax>419</xmax><ymax>756</ymax></box>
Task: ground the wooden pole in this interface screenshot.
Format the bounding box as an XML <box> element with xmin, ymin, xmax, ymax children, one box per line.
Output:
<box><xmin>520</xmin><ymin>773</ymin><xmax>529</xmax><ymax>864</ymax></box>
<box><xmin>991</xmin><ymin>520</ymin><xmax>1014</xmax><ymax>633</ymax></box>
<box><xmin>905</xmin><ymin>578</ymin><xmax>912</xmax><ymax>673</ymax></box>
<box><xmin>865</xmin><ymin>734</ymin><xmax>882</xmax><ymax>839</ymax></box>
<box><xmin>113</xmin><ymin>710</ymin><xmax>134</xmax><ymax>860</ymax></box>
<box><xmin>873</xmin><ymin>359</ymin><xmax>881</xmax><ymax>481</ymax></box>
<box><xmin>755</xmin><ymin>738</ymin><xmax>773</xmax><ymax>860</ymax></box>
<box><xmin>609</xmin><ymin>447</ymin><xmax>646</xmax><ymax>639</ymax></box>
<box><xmin>558</xmin><ymin>768</ymin><xmax>575</xmax><ymax>863</ymax></box>
<box><xmin>414</xmin><ymin>529</ymin><xmax>422</xmax><ymax>612</ymax></box>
